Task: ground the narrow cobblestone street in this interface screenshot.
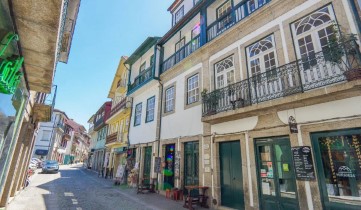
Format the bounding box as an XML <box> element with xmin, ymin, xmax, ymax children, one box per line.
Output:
<box><xmin>7</xmin><ymin>165</ymin><xmax>190</xmax><ymax>210</ymax></box>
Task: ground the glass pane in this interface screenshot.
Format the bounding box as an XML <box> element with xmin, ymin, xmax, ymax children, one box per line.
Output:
<box><xmin>259</xmin><ymin>145</ymin><xmax>272</xmax><ymax>161</ymax></box>
<box><xmin>260</xmin><ymin>177</ymin><xmax>276</xmax><ymax>196</ymax></box>
<box><xmin>274</xmin><ymin>144</ymin><xmax>297</xmax><ymax>198</ymax></box>
<box><xmin>318</xmin><ymin>135</ymin><xmax>361</xmax><ymax>204</ymax></box>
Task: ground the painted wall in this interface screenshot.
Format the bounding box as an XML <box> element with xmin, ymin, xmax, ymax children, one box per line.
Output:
<box><xmin>129</xmin><ymin>81</ymin><xmax>159</xmax><ymax>144</ymax></box>
<box><xmin>161</xmin><ymin>63</ymin><xmax>203</xmax><ymax>139</ymax></box>
<box><xmin>278</xmin><ymin>96</ymin><xmax>361</xmax><ymax>124</ymax></box>
<box><xmin>211</xmin><ymin>116</ymin><xmax>258</xmax><ymax>134</ymax></box>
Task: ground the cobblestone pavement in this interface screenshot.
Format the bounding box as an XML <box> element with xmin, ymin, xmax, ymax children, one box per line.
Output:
<box><xmin>7</xmin><ymin>164</ymin><xmax>198</xmax><ymax>210</ymax></box>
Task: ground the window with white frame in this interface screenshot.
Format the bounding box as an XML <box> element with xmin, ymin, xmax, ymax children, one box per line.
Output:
<box><xmin>215</xmin><ymin>55</ymin><xmax>235</xmax><ymax>89</ymax></box>
<box><xmin>246</xmin><ymin>35</ymin><xmax>277</xmax><ymax>78</ymax></box>
<box><xmin>139</xmin><ymin>62</ymin><xmax>146</xmax><ymax>72</ymax></box>
<box><xmin>291</xmin><ymin>5</ymin><xmax>336</xmax><ymax>69</ymax></box>
<box><xmin>174</xmin><ymin>6</ymin><xmax>184</xmax><ymax>25</ymax></box>
<box><xmin>165</xmin><ymin>86</ymin><xmax>175</xmax><ymax>113</ymax></box>
<box><xmin>217</xmin><ymin>1</ymin><xmax>232</xmax><ymax>30</ymax></box>
<box><xmin>146</xmin><ymin>96</ymin><xmax>155</xmax><ymax>122</ymax></box>
<box><xmin>134</xmin><ymin>103</ymin><xmax>142</xmax><ymax>126</ymax></box>
<box><xmin>187</xmin><ymin>74</ymin><xmax>199</xmax><ymax>104</ymax></box>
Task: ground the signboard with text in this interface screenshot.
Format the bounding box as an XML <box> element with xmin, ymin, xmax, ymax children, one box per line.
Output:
<box><xmin>291</xmin><ymin>146</ymin><xmax>315</xmax><ymax>180</ymax></box>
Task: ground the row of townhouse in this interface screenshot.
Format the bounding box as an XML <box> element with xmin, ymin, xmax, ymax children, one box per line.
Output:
<box><xmin>88</xmin><ymin>0</ymin><xmax>361</xmax><ymax>209</ymax></box>
<box><xmin>0</xmin><ymin>0</ymin><xmax>81</xmax><ymax>208</ymax></box>
<box><xmin>32</xmin><ymin>109</ymin><xmax>90</xmax><ymax>165</ymax></box>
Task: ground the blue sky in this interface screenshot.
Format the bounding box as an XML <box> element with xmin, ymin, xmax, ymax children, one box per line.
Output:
<box><xmin>54</xmin><ymin>0</ymin><xmax>172</xmax><ymax>128</ymax></box>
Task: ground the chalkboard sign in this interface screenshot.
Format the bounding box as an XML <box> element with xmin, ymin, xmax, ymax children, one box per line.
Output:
<box><xmin>154</xmin><ymin>157</ymin><xmax>161</xmax><ymax>173</ymax></box>
<box><xmin>174</xmin><ymin>151</ymin><xmax>181</xmax><ymax>179</ymax></box>
<box><xmin>291</xmin><ymin>146</ymin><xmax>315</xmax><ymax>180</ymax></box>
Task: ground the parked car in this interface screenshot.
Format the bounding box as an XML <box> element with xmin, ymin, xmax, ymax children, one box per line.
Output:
<box><xmin>42</xmin><ymin>160</ymin><xmax>59</xmax><ymax>173</ymax></box>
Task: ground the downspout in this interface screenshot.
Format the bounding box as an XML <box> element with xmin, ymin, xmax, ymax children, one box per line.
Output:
<box><xmin>156</xmin><ymin>44</ymin><xmax>164</xmax><ymax>188</ymax></box>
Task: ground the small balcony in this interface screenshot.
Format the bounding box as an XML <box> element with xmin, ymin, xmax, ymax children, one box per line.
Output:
<box><xmin>207</xmin><ymin>0</ymin><xmax>271</xmax><ymax>42</ymax></box>
<box><xmin>202</xmin><ymin>38</ymin><xmax>361</xmax><ymax>117</ymax></box>
<box><xmin>33</xmin><ymin>85</ymin><xmax>57</xmax><ymax>122</ymax></box>
<box><xmin>93</xmin><ymin>116</ymin><xmax>104</xmax><ymax>131</ymax></box>
<box><xmin>161</xmin><ymin>35</ymin><xmax>201</xmax><ymax>74</ymax></box>
<box><xmin>106</xmin><ymin>132</ymin><xmax>125</xmax><ymax>145</ymax></box>
<box><xmin>109</xmin><ymin>97</ymin><xmax>132</xmax><ymax>118</ymax></box>
<box><xmin>128</xmin><ymin>66</ymin><xmax>153</xmax><ymax>94</ymax></box>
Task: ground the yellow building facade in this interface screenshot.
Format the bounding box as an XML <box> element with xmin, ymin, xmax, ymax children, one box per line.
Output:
<box><xmin>105</xmin><ymin>56</ymin><xmax>132</xmax><ymax>178</ymax></box>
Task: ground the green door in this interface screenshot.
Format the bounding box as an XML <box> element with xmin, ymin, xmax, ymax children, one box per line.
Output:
<box><xmin>311</xmin><ymin>128</ymin><xmax>361</xmax><ymax>210</ymax></box>
<box><xmin>184</xmin><ymin>142</ymin><xmax>199</xmax><ymax>186</ymax></box>
<box><xmin>255</xmin><ymin>137</ymin><xmax>299</xmax><ymax>210</ymax></box>
<box><xmin>143</xmin><ymin>146</ymin><xmax>152</xmax><ymax>180</ymax></box>
<box><xmin>220</xmin><ymin>141</ymin><xmax>244</xmax><ymax>209</ymax></box>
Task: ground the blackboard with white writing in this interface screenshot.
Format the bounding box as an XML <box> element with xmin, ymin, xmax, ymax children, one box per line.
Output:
<box><xmin>291</xmin><ymin>146</ymin><xmax>315</xmax><ymax>180</ymax></box>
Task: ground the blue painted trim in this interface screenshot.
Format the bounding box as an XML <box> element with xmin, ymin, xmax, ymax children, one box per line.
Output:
<box><xmin>200</xmin><ymin>6</ymin><xmax>207</xmax><ymax>46</ymax></box>
<box><xmin>349</xmin><ymin>0</ymin><xmax>361</xmax><ymax>33</ymax></box>
<box><xmin>126</xmin><ymin>77</ymin><xmax>154</xmax><ymax>96</ymax></box>
<box><xmin>153</xmin><ymin>45</ymin><xmax>157</xmax><ymax>77</ymax></box>
<box><xmin>145</xmin><ymin>96</ymin><xmax>156</xmax><ymax>123</ymax></box>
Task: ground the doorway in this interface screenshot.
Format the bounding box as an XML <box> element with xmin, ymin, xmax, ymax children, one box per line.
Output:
<box><xmin>255</xmin><ymin>137</ymin><xmax>299</xmax><ymax>210</ymax></box>
<box><xmin>163</xmin><ymin>144</ymin><xmax>175</xmax><ymax>190</ymax></box>
<box><xmin>143</xmin><ymin>146</ymin><xmax>152</xmax><ymax>180</ymax></box>
<box><xmin>219</xmin><ymin>141</ymin><xmax>244</xmax><ymax>209</ymax></box>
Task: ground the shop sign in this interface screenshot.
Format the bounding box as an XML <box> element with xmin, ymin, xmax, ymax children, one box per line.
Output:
<box><xmin>292</xmin><ymin>146</ymin><xmax>316</xmax><ymax>180</ymax></box>
<box><xmin>0</xmin><ymin>33</ymin><xmax>24</xmax><ymax>95</ymax></box>
<box><xmin>336</xmin><ymin>166</ymin><xmax>355</xmax><ymax>178</ymax></box>
<box><xmin>288</xmin><ymin>116</ymin><xmax>298</xmax><ymax>134</ymax></box>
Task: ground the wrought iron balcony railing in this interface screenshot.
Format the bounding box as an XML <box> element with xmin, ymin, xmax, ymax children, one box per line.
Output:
<box><xmin>202</xmin><ymin>38</ymin><xmax>361</xmax><ymax>116</ymax></box>
<box><xmin>128</xmin><ymin>66</ymin><xmax>153</xmax><ymax>93</ymax></box>
<box><xmin>207</xmin><ymin>0</ymin><xmax>271</xmax><ymax>42</ymax></box>
<box><xmin>93</xmin><ymin>116</ymin><xmax>104</xmax><ymax>130</ymax></box>
<box><xmin>106</xmin><ymin>132</ymin><xmax>124</xmax><ymax>145</ymax></box>
<box><xmin>109</xmin><ymin>97</ymin><xmax>132</xmax><ymax>118</ymax></box>
<box><xmin>161</xmin><ymin>35</ymin><xmax>201</xmax><ymax>74</ymax></box>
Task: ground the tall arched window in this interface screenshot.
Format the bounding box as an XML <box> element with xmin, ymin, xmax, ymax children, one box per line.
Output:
<box><xmin>214</xmin><ymin>55</ymin><xmax>235</xmax><ymax>89</ymax></box>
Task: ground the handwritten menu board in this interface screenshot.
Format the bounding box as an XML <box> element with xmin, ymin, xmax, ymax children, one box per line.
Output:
<box><xmin>291</xmin><ymin>146</ymin><xmax>315</xmax><ymax>180</ymax></box>
<box><xmin>154</xmin><ymin>157</ymin><xmax>161</xmax><ymax>173</ymax></box>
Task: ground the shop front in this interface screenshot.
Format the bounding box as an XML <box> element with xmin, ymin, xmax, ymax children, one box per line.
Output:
<box><xmin>255</xmin><ymin>137</ymin><xmax>299</xmax><ymax>210</ymax></box>
<box><xmin>0</xmin><ymin>32</ymin><xmax>28</xmax><ymax>192</ymax></box>
<box><xmin>163</xmin><ymin>144</ymin><xmax>175</xmax><ymax>190</ymax></box>
<box><xmin>312</xmin><ymin>128</ymin><xmax>361</xmax><ymax>210</ymax></box>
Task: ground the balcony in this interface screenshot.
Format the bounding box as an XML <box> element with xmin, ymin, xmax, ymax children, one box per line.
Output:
<box><xmin>207</xmin><ymin>0</ymin><xmax>271</xmax><ymax>42</ymax></box>
<box><xmin>33</xmin><ymin>85</ymin><xmax>57</xmax><ymax>122</ymax></box>
<box><xmin>161</xmin><ymin>35</ymin><xmax>201</xmax><ymax>74</ymax></box>
<box><xmin>57</xmin><ymin>123</ymin><xmax>65</xmax><ymax>131</ymax></box>
<box><xmin>109</xmin><ymin>97</ymin><xmax>132</xmax><ymax>118</ymax></box>
<box><xmin>202</xmin><ymin>38</ymin><xmax>361</xmax><ymax>117</ymax></box>
<box><xmin>93</xmin><ymin>116</ymin><xmax>104</xmax><ymax>131</ymax></box>
<box><xmin>106</xmin><ymin>132</ymin><xmax>125</xmax><ymax>145</ymax></box>
<box><xmin>117</xmin><ymin>78</ymin><xmax>127</xmax><ymax>91</ymax></box>
<box><xmin>128</xmin><ymin>66</ymin><xmax>153</xmax><ymax>94</ymax></box>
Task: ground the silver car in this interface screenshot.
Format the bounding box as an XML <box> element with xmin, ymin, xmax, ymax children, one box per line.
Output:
<box><xmin>42</xmin><ymin>160</ymin><xmax>59</xmax><ymax>173</ymax></box>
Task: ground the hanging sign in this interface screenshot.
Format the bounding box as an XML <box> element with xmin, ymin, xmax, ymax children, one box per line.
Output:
<box><xmin>174</xmin><ymin>151</ymin><xmax>181</xmax><ymax>179</ymax></box>
<box><xmin>0</xmin><ymin>33</ymin><xmax>24</xmax><ymax>94</ymax></box>
<box><xmin>288</xmin><ymin>116</ymin><xmax>298</xmax><ymax>134</ymax></box>
<box><xmin>291</xmin><ymin>146</ymin><xmax>315</xmax><ymax>180</ymax></box>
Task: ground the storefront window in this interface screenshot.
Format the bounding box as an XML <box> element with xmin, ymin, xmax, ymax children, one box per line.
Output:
<box><xmin>318</xmin><ymin>134</ymin><xmax>361</xmax><ymax>203</ymax></box>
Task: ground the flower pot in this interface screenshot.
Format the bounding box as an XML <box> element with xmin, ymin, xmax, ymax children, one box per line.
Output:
<box><xmin>344</xmin><ymin>68</ymin><xmax>361</xmax><ymax>81</ymax></box>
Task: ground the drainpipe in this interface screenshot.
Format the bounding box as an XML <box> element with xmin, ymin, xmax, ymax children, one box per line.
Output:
<box><xmin>211</xmin><ymin>133</ymin><xmax>215</xmax><ymax>200</ymax></box>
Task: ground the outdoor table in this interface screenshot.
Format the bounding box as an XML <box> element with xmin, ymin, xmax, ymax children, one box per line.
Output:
<box><xmin>183</xmin><ymin>186</ymin><xmax>209</xmax><ymax>210</ymax></box>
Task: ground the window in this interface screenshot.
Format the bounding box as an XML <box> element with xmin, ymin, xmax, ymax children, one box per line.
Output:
<box><xmin>312</xmin><ymin>129</ymin><xmax>361</xmax><ymax>207</ymax></box>
<box><xmin>139</xmin><ymin>62</ymin><xmax>146</xmax><ymax>73</ymax></box>
<box><xmin>165</xmin><ymin>86</ymin><xmax>175</xmax><ymax>113</ymax></box>
<box><xmin>175</xmin><ymin>38</ymin><xmax>186</xmax><ymax>52</ymax></box>
<box><xmin>41</xmin><ymin>131</ymin><xmax>51</xmax><ymax>141</ymax></box>
<box><xmin>146</xmin><ymin>96</ymin><xmax>155</xmax><ymax>122</ymax></box>
<box><xmin>217</xmin><ymin>1</ymin><xmax>232</xmax><ymax>30</ymax></box>
<box><xmin>246</xmin><ymin>35</ymin><xmax>277</xmax><ymax>78</ymax></box>
<box><xmin>292</xmin><ymin>5</ymin><xmax>336</xmax><ymax>72</ymax></box>
<box><xmin>248</xmin><ymin>0</ymin><xmax>266</xmax><ymax>13</ymax></box>
<box><xmin>215</xmin><ymin>55</ymin><xmax>235</xmax><ymax>89</ymax></box>
<box><xmin>187</xmin><ymin>74</ymin><xmax>199</xmax><ymax>104</ymax></box>
<box><xmin>134</xmin><ymin>103</ymin><xmax>142</xmax><ymax>126</ymax></box>
<box><xmin>192</xmin><ymin>24</ymin><xmax>201</xmax><ymax>39</ymax></box>
<box><xmin>174</xmin><ymin>6</ymin><xmax>184</xmax><ymax>25</ymax></box>
<box><xmin>150</xmin><ymin>54</ymin><xmax>155</xmax><ymax>67</ymax></box>
<box><xmin>217</xmin><ymin>1</ymin><xmax>232</xmax><ymax>18</ymax></box>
